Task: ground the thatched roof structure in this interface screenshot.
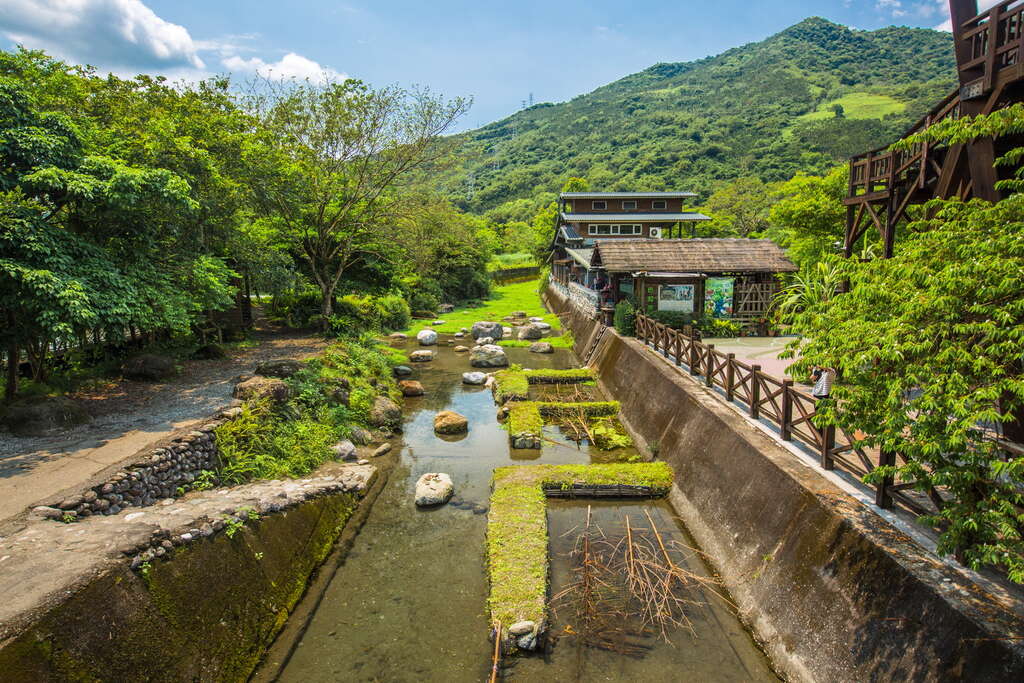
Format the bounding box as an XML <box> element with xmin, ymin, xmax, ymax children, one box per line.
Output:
<box><xmin>591</xmin><ymin>239</ymin><xmax>797</xmax><ymax>274</ymax></box>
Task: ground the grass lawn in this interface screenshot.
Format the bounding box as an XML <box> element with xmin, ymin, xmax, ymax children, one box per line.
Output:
<box><xmin>397</xmin><ymin>277</ymin><xmax>561</xmax><ymax>336</ymax></box>
<box><xmin>797</xmin><ymin>92</ymin><xmax>905</xmax><ymax>122</ymax></box>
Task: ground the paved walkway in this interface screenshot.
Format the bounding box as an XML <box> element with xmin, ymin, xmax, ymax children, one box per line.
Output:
<box><xmin>0</xmin><ymin>324</ymin><xmax>325</xmax><ymax>530</ymax></box>
<box><xmin>701</xmin><ymin>335</ymin><xmax>800</xmax><ymax>380</ymax></box>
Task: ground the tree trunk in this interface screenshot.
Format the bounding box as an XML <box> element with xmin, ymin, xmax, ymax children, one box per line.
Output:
<box><xmin>320</xmin><ymin>284</ymin><xmax>335</xmax><ymax>332</ymax></box>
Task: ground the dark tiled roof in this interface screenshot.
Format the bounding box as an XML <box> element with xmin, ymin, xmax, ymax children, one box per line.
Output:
<box><xmin>561</xmin><ymin>212</ymin><xmax>710</xmax><ymax>222</ymax></box>
<box><xmin>559</xmin><ymin>192</ymin><xmax>697</xmax><ymax>199</ymax></box>
<box><xmin>592</xmin><ymin>239</ymin><xmax>797</xmax><ymax>274</ymax></box>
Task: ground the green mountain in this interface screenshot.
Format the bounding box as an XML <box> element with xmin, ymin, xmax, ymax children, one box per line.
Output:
<box><xmin>442</xmin><ymin>17</ymin><xmax>956</xmax><ymax>216</ymax></box>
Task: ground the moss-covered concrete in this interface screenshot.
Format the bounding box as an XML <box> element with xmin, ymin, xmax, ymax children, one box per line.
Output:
<box><xmin>0</xmin><ymin>492</ymin><xmax>359</xmax><ymax>683</ymax></box>
<box><xmin>486</xmin><ymin>463</ymin><xmax>673</xmax><ymax>646</ymax></box>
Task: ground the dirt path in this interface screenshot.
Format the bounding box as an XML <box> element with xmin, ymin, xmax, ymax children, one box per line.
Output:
<box><xmin>0</xmin><ymin>319</ymin><xmax>326</xmax><ymax>527</ymax></box>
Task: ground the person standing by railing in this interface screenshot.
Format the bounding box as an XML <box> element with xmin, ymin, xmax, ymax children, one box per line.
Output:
<box><xmin>811</xmin><ymin>366</ymin><xmax>835</xmax><ymax>400</ymax></box>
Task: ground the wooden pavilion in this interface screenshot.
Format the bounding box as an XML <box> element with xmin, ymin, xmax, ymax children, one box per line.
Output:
<box><xmin>585</xmin><ymin>238</ymin><xmax>796</xmax><ymax>331</ymax></box>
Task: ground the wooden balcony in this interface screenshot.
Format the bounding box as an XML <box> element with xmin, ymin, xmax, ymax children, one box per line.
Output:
<box><xmin>957</xmin><ymin>0</ymin><xmax>1024</xmax><ymax>101</ymax></box>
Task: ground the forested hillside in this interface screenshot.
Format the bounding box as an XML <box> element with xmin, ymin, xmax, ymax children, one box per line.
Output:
<box><xmin>441</xmin><ymin>17</ymin><xmax>955</xmax><ymax>218</ymax></box>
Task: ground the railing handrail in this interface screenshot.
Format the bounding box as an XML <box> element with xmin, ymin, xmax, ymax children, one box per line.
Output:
<box><xmin>633</xmin><ymin>312</ymin><xmax>938</xmax><ymax>514</ymax></box>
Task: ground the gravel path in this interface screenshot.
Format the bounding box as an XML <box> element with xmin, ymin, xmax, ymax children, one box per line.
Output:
<box><xmin>0</xmin><ymin>322</ymin><xmax>325</xmax><ymax>527</ymax></box>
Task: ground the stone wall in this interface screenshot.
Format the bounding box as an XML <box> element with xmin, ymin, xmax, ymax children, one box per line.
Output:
<box><xmin>38</xmin><ymin>409</ymin><xmax>241</xmax><ymax>522</ymax></box>
<box><xmin>548</xmin><ymin>284</ymin><xmax>1024</xmax><ymax>682</ymax></box>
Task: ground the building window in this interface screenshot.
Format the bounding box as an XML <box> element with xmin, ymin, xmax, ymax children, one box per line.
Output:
<box><xmin>652</xmin><ymin>200</ymin><xmax>667</xmax><ymax>210</ymax></box>
<box><xmin>622</xmin><ymin>200</ymin><xmax>637</xmax><ymax>210</ymax></box>
<box><xmin>588</xmin><ymin>224</ymin><xmax>612</xmax><ymax>235</ymax></box>
<box><xmin>592</xmin><ymin>200</ymin><xmax>607</xmax><ymax>210</ymax></box>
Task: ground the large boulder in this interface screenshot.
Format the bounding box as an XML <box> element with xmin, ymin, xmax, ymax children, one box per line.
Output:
<box><xmin>434</xmin><ymin>410</ymin><xmax>469</xmax><ymax>434</ymax></box>
<box><xmin>254</xmin><ymin>358</ymin><xmax>304</xmax><ymax>378</ymax></box>
<box><xmin>416</xmin><ymin>329</ymin><xmax>438</xmax><ymax>346</ymax></box>
<box><xmin>368</xmin><ymin>396</ymin><xmax>402</xmax><ymax>429</ymax></box>
<box><xmin>331</xmin><ymin>440</ymin><xmax>357</xmax><ymax>461</ymax></box>
<box><xmin>462</xmin><ymin>371</ymin><xmax>487</xmax><ymax>385</ymax></box>
<box><xmin>393</xmin><ymin>365</ymin><xmax>413</xmax><ymax>377</ymax></box>
<box><xmin>476</xmin><ymin>336</ymin><xmax>494</xmax><ymax>346</ymax></box>
<box><xmin>399</xmin><ymin>380</ymin><xmax>425</xmax><ymax>397</ymax></box>
<box><xmin>233</xmin><ymin>376</ymin><xmax>291</xmax><ymax>403</ymax></box>
<box><xmin>122</xmin><ymin>354</ymin><xmax>175</xmax><ymax>381</ymax></box>
<box><xmin>438</xmin><ymin>303</ymin><xmax>455</xmax><ymax>314</ymax></box>
<box><xmin>471</xmin><ymin>321</ymin><xmax>504</xmax><ymax>341</ymax></box>
<box><xmin>529</xmin><ymin>342</ymin><xmax>554</xmax><ymax>354</ymax></box>
<box><xmin>409</xmin><ymin>350</ymin><xmax>434</xmax><ymax>362</ymax></box>
<box><xmin>1</xmin><ymin>396</ymin><xmax>89</xmax><ymax>436</ymax></box>
<box><xmin>415</xmin><ymin>473</ymin><xmax>454</xmax><ymax>507</ymax></box>
<box><xmin>350</xmin><ymin>426</ymin><xmax>373</xmax><ymax>445</ymax></box>
<box><xmin>517</xmin><ymin>324</ymin><xmax>544</xmax><ymax>341</ymax></box>
<box><xmin>470</xmin><ymin>344</ymin><xmax>509</xmax><ymax>368</ymax></box>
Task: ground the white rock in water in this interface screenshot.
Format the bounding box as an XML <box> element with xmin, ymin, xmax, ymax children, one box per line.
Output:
<box><xmin>517</xmin><ymin>324</ymin><xmax>544</xmax><ymax>340</ymax></box>
<box><xmin>414</xmin><ymin>473</ymin><xmax>454</xmax><ymax>507</ymax></box>
<box><xmin>462</xmin><ymin>371</ymin><xmax>487</xmax><ymax>385</ymax></box>
<box><xmin>509</xmin><ymin>620</ymin><xmax>535</xmax><ymax>636</ymax></box>
<box><xmin>410</xmin><ymin>350</ymin><xmax>434</xmax><ymax>362</ymax></box>
<box><xmin>529</xmin><ymin>316</ymin><xmax>544</xmax><ymax>322</ymax></box>
<box><xmin>535</xmin><ymin>322</ymin><xmax>552</xmax><ymax>331</ymax></box>
<box><xmin>471</xmin><ymin>321</ymin><xmax>504</xmax><ymax>340</ymax></box>
<box><xmin>416</xmin><ymin>329</ymin><xmax>438</xmax><ymax>345</ymax></box>
<box><xmin>477</xmin><ymin>336</ymin><xmax>494</xmax><ymax>345</ymax></box>
<box><xmin>470</xmin><ymin>344</ymin><xmax>509</xmax><ymax>368</ymax></box>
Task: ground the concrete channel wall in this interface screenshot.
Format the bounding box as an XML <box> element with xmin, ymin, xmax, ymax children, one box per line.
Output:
<box><xmin>543</xmin><ymin>286</ymin><xmax>1024</xmax><ymax>682</ymax></box>
<box><xmin>0</xmin><ymin>467</ymin><xmax>381</xmax><ymax>683</ymax></box>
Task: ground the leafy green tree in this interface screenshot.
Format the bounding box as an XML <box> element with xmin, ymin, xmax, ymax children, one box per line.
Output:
<box><xmin>763</xmin><ymin>166</ymin><xmax>848</xmax><ymax>268</ymax></box>
<box><xmin>701</xmin><ymin>177</ymin><xmax>775</xmax><ymax>237</ymax></box>
<box><xmin>244</xmin><ymin>78</ymin><xmax>470</xmax><ymax>323</ymax></box>
<box><xmin>790</xmin><ymin>108</ymin><xmax>1024</xmax><ymax>581</ymax></box>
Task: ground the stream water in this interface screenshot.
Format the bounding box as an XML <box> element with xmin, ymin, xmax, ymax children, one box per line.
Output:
<box><xmin>267</xmin><ymin>339</ymin><xmax>776</xmax><ymax>682</ymax></box>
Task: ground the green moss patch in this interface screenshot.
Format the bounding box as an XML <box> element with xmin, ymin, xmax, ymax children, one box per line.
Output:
<box><xmin>486</xmin><ymin>463</ymin><xmax>674</xmax><ymax>635</ymax></box>
<box><xmin>493</xmin><ymin>368</ymin><xmax>596</xmax><ymax>404</ymax></box>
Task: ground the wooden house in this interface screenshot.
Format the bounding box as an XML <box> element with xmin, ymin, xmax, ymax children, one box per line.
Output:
<box><xmin>551</xmin><ymin>238</ymin><xmax>796</xmax><ymax>333</ymax></box>
<box><xmin>551</xmin><ymin>191</ymin><xmax>711</xmax><ymax>289</ymax></box>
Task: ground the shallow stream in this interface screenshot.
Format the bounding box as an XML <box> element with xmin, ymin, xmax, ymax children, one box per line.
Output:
<box><xmin>265</xmin><ymin>338</ymin><xmax>776</xmax><ymax>681</ymax></box>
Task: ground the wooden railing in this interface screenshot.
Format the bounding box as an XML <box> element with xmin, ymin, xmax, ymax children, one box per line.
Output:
<box><xmin>959</xmin><ymin>0</ymin><xmax>1024</xmax><ymax>98</ymax></box>
<box><xmin>847</xmin><ymin>90</ymin><xmax>961</xmax><ymax>203</ymax></box>
<box><xmin>634</xmin><ymin>312</ymin><xmax>944</xmax><ymax>514</ymax></box>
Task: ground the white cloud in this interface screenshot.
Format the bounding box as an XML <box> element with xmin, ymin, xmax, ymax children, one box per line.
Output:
<box><xmin>932</xmin><ymin>0</ymin><xmax>1001</xmax><ymax>31</ymax></box>
<box><xmin>0</xmin><ymin>0</ymin><xmax>204</xmax><ymax>71</ymax></box>
<box><xmin>222</xmin><ymin>52</ymin><xmax>347</xmax><ymax>82</ymax></box>
<box><xmin>0</xmin><ymin>1</ymin><xmax>347</xmax><ymax>84</ymax></box>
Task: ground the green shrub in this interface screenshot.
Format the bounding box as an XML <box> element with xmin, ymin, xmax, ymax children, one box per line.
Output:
<box><xmin>701</xmin><ymin>317</ymin><xmax>742</xmax><ymax>338</ymax></box>
<box><xmin>214</xmin><ymin>337</ymin><xmax>400</xmax><ymax>484</ymax></box>
<box><xmin>613</xmin><ymin>299</ymin><xmax>636</xmax><ymax>336</ymax></box>
<box><xmin>376</xmin><ymin>294</ymin><xmax>411</xmax><ymax>331</ymax></box>
<box><xmin>328</xmin><ymin>294</ymin><xmax>413</xmax><ymax>336</ymax></box>
<box><xmin>267</xmin><ymin>289</ymin><xmax>322</xmax><ymax>327</ymax></box>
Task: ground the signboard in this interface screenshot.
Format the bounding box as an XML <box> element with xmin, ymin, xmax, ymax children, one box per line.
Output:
<box><xmin>658</xmin><ymin>284</ymin><xmax>694</xmax><ymax>313</ymax></box>
<box><xmin>704</xmin><ymin>277</ymin><xmax>734</xmax><ymax>317</ymax></box>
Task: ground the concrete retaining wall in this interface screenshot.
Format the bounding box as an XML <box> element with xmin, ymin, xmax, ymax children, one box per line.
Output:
<box><xmin>0</xmin><ymin>468</ymin><xmax>379</xmax><ymax>683</ymax></box>
<box><xmin>545</xmin><ymin>284</ymin><xmax>1024</xmax><ymax>682</ymax></box>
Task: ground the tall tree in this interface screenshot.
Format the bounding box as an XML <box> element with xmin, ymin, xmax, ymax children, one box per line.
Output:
<box><xmin>244</xmin><ymin>78</ymin><xmax>470</xmax><ymax>322</ymax></box>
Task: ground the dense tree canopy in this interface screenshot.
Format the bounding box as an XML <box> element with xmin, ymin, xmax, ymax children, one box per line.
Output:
<box><xmin>789</xmin><ymin>108</ymin><xmax>1024</xmax><ymax>580</ymax></box>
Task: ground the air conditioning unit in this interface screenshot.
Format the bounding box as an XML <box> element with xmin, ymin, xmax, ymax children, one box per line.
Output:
<box><xmin>649</xmin><ymin>227</ymin><xmax>662</xmax><ymax>239</ymax></box>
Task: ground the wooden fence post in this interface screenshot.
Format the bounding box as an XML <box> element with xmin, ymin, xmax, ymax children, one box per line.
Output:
<box><xmin>674</xmin><ymin>333</ymin><xmax>681</xmax><ymax>366</ymax></box>
<box><xmin>875</xmin><ymin>449</ymin><xmax>896</xmax><ymax>509</ymax></box>
<box><xmin>820</xmin><ymin>424</ymin><xmax>836</xmax><ymax>470</ymax></box>
<box><xmin>725</xmin><ymin>354</ymin><xmax>735</xmax><ymax>401</ymax></box>
<box><xmin>750</xmin><ymin>366</ymin><xmax>761</xmax><ymax>419</ymax></box>
<box><xmin>690</xmin><ymin>341</ymin><xmax>701</xmax><ymax>376</ymax></box>
<box><xmin>705</xmin><ymin>345</ymin><xmax>715</xmax><ymax>387</ymax></box>
<box><xmin>780</xmin><ymin>380</ymin><xmax>794</xmax><ymax>440</ymax></box>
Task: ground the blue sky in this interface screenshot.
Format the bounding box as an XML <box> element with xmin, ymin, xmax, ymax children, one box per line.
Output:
<box><xmin>0</xmin><ymin>1</ymin><xmax>975</xmax><ymax>131</ymax></box>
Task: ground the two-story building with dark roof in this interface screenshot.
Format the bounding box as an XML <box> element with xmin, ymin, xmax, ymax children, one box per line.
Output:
<box><xmin>548</xmin><ymin>191</ymin><xmax>796</xmax><ymax>332</ymax></box>
<box><xmin>551</xmin><ymin>191</ymin><xmax>711</xmax><ymax>292</ymax></box>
